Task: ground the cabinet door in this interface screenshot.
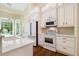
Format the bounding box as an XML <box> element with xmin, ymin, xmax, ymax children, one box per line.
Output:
<box><xmin>50</xmin><ymin>9</ymin><xmax>56</xmax><ymax>19</ymax></box>
<box><xmin>57</xmin><ymin>3</ymin><xmax>64</xmax><ymax>7</ymax></box>
<box><xmin>64</xmin><ymin>4</ymin><xmax>74</xmax><ymax>27</ymax></box>
<box><xmin>41</xmin><ymin>13</ymin><xmax>46</xmax><ymax>28</ymax></box>
<box><xmin>63</xmin><ymin>37</ymin><xmax>75</xmax><ymax>48</ymax></box>
<box><xmin>58</xmin><ymin>7</ymin><xmax>65</xmax><ymax>27</ymax></box>
<box><xmin>56</xmin><ymin>37</ymin><xmax>64</xmax><ymax>51</ymax></box>
<box><xmin>45</xmin><ymin>11</ymin><xmax>50</xmax><ymax>21</ymax></box>
<box><xmin>63</xmin><ymin>37</ymin><xmax>75</xmax><ymax>55</ymax></box>
<box><xmin>41</xmin><ymin>19</ymin><xmax>45</xmax><ymax>28</ymax></box>
<box><xmin>57</xmin><ymin>36</ymin><xmax>75</xmax><ymax>55</ymax></box>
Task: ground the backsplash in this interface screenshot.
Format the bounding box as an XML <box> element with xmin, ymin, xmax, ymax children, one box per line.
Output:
<box><xmin>41</xmin><ymin>28</ymin><xmax>47</xmax><ymax>33</ymax></box>
<box><xmin>57</xmin><ymin>27</ymin><xmax>74</xmax><ymax>35</ymax></box>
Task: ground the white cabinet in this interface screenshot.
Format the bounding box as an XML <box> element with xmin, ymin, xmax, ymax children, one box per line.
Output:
<box><xmin>57</xmin><ymin>4</ymin><xmax>75</xmax><ymax>27</ymax></box>
<box><xmin>41</xmin><ymin>11</ymin><xmax>50</xmax><ymax>28</ymax></box>
<box><xmin>41</xmin><ymin>19</ymin><xmax>46</xmax><ymax>28</ymax></box>
<box><xmin>56</xmin><ymin>36</ymin><xmax>75</xmax><ymax>55</ymax></box>
<box><xmin>41</xmin><ymin>12</ymin><xmax>47</xmax><ymax>28</ymax></box>
<box><xmin>58</xmin><ymin>6</ymin><xmax>64</xmax><ymax>27</ymax></box>
<box><xmin>64</xmin><ymin>4</ymin><xmax>74</xmax><ymax>27</ymax></box>
<box><xmin>56</xmin><ymin>37</ymin><xmax>64</xmax><ymax>52</ymax></box>
<box><xmin>41</xmin><ymin>4</ymin><xmax>57</xmax><ymax>28</ymax></box>
<box><xmin>57</xmin><ymin>3</ymin><xmax>64</xmax><ymax>7</ymax></box>
<box><xmin>50</xmin><ymin>8</ymin><xmax>57</xmax><ymax>19</ymax></box>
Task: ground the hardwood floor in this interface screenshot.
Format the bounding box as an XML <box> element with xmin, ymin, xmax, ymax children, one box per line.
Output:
<box><xmin>33</xmin><ymin>46</ymin><xmax>66</xmax><ymax>56</ymax></box>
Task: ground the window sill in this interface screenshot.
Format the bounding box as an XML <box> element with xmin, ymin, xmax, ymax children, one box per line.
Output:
<box><xmin>1</xmin><ymin>34</ymin><xmax>14</xmax><ymax>38</ymax></box>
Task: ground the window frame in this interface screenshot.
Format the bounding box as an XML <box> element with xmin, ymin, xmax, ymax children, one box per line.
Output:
<box><xmin>0</xmin><ymin>17</ymin><xmax>21</xmax><ymax>37</ymax></box>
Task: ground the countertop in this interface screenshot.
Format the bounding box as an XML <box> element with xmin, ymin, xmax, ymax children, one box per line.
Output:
<box><xmin>57</xmin><ymin>34</ymin><xmax>76</xmax><ymax>37</ymax></box>
<box><xmin>2</xmin><ymin>37</ymin><xmax>35</xmax><ymax>54</ymax></box>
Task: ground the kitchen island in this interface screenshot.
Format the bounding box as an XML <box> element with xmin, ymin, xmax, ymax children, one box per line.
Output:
<box><xmin>1</xmin><ymin>37</ymin><xmax>34</xmax><ymax>56</ymax></box>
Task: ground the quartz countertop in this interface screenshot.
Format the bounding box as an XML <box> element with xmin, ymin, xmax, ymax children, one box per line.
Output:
<box><xmin>57</xmin><ymin>34</ymin><xmax>76</xmax><ymax>37</ymax></box>
<box><xmin>2</xmin><ymin>37</ymin><xmax>35</xmax><ymax>54</ymax></box>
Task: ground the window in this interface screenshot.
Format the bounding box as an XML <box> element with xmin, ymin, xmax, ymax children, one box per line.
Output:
<box><xmin>15</xmin><ymin>19</ymin><xmax>21</xmax><ymax>35</ymax></box>
<box><xmin>0</xmin><ymin>17</ymin><xmax>13</xmax><ymax>37</ymax></box>
<box><xmin>1</xmin><ymin>21</ymin><xmax>12</xmax><ymax>35</ymax></box>
<box><xmin>0</xmin><ymin>17</ymin><xmax>21</xmax><ymax>37</ymax></box>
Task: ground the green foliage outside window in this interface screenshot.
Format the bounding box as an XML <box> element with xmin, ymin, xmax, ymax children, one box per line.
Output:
<box><xmin>1</xmin><ymin>22</ymin><xmax>12</xmax><ymax>35</ymax></box>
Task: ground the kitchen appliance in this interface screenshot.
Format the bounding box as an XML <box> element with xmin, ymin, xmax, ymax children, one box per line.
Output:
<box><xmin>46</xmin><ymin>20</ymin><xmax>57</xmax><ymax>27</ymax></box>
<box><xmin>43</xmin><ymin>35</ymin><xmax>56</xmax><ymax>52</ymax></box>
<box><xmin>43</xmin><ymin>27</ymin><xmax>57</xmax><ymax>52</ymax></box>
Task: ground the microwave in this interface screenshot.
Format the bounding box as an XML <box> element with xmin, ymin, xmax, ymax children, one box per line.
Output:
<box><xmin>46</xmin><ymin>20</ymin><xmax>57</xmax><ymax>27</ymax></box>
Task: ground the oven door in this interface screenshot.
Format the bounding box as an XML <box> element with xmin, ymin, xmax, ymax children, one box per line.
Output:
<box><xmin>44</xmin><ymin>37</ymin><xmax>56</xmax><ymax>47</ymax></box>
<box><xmin>45</xmin><ymin>38</ymin><xmax>53</xmax><ymax>44</ymax></box>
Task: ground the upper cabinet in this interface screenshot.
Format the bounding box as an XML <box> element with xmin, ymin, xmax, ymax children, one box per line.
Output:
<box><xmin>47</xmin><ymin>3</ymin><xmax>57</xmax><ymax>9</ymax></box>
<box><xmin>41</xmin><ymin>3</ymin><xmax>75</xmax><ymax>28</ymax></box>
<box><xmin>57</xmin><ymin>3</ymin><xmax>64</xmax><ymax>7</ymax></box>
<box><xmin>41</xmin><ymin>4</ymin><xmax>57</xmax><ymax>27</ymax></box>
<box><xmin>64</xmin><ymin>4</ymin><xmax>74</xmax><ymax>27</ymax></box>
<box><xmin>57</xmin><ymin>6</ymin><xmax>64</xmax><ymax>27</ymax></box>
<box><xmin>42</xmin><ymin>3</ymin><xmax>57</xmax><ymax>12</ymax></box>
<box><xmin>50</xmin><ymin>8</ymin><xmax>57</xmax><ymax>19</ymax></box>
<box><xmin>57</xmin><ymin>4</ymin><xmax>75</xmax><ymax>27</ymax></box>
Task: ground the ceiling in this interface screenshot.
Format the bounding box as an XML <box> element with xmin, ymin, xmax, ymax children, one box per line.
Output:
<box><xmin>0</xmin><ymin>3</ymin><xmax>28</xmax><ymax>12</ymax></box>
<box><xmin>0</xmin><ymin>3</ymin><xmax>54</xmax><ymax>15</ymax></box>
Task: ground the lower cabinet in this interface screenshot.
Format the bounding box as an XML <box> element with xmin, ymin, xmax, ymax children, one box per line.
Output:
<box><xmin>56</xmin><ymin>36</ymin><xmax>75</xmax><ymax>55</ymax></box>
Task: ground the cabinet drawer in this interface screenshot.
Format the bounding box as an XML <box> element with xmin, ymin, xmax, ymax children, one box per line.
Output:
<box><xmin>56</xmin><ymin>44</ymin><xmax>64</xmax><ymax>51</ymax></box>
<box><xmin>64</xmin><ymin>37</ymin><xmax>75</xmax><ymax>42</ymax></box>
<box><xmin>56</xmin><ymin>36</ymin><xmax>75</xmax><ymax>55</ymax></box>
<box><xmin>63</xmin><ymin>41</ymin><xmax>74</xmax><ymax>48</ymax></box>
<box><xmin>56</xmin><ymin>38</ymin><xmax>63</xmax><ymax>45</ymax></box>
<box><xmin>57</xmin><ymin>37</ymin><xmax>63</xmax><ymax>41</ymax></box>
<box><xmin>63</xmin><ymin>46</ymin><xmax>75</xmax><ymax>55</ymax></box>
<box><xmin>63</xmin><ymin>37</ymin><xmax>75</xmax><ymax>48</ymax></box>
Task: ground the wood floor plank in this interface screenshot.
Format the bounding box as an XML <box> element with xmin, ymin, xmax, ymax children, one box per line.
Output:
<box><xmin>33</xmin><ymin>46</ymin><xmax>66</xmax><ymax>56</ymax></box>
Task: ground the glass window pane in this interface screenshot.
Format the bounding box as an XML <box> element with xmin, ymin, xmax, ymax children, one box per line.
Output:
<box><xmin>15</xmin><ymin>19</ymin><xmax>20</xmax><ymax>35</ymax></box>
<box><xmin>1</xmin><ymin>21</ymin><xmax>12</xmax><ymax>35</ymax></box>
